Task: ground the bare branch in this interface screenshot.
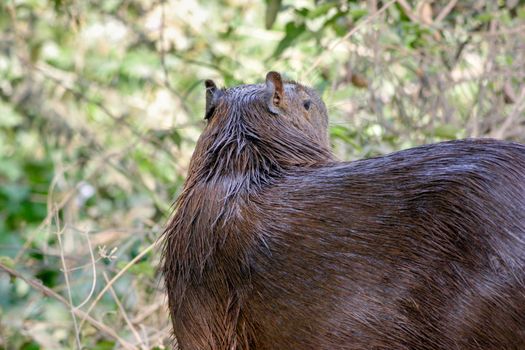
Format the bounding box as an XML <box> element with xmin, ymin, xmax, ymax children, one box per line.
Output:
<box><xmin>0</xmin><ymin>262</ymin><xmax>137</xmax><ymax>350</ymax></box>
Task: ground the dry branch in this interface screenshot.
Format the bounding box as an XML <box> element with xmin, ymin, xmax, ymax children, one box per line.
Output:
<box><xmin>0</xmin><ymin>262</ymin><xmax>137</xmax><ymax>350</ymax></box>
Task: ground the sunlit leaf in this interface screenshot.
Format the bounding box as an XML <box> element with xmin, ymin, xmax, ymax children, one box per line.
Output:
<box><xmin>272</xmin><ymin>21</ymin><xmax>306</xmax><ymax>57</ymax></box>
<box><xmin>265</xmin><ymin>0</ymin><xmax>282</xmax><ymax>29</ymax></box>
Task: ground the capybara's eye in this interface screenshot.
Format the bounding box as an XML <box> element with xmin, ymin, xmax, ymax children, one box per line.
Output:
<box><xmin>303</xmin><ymin>100</ymin><xmax>311</xmax><ymax>111</ymax></box>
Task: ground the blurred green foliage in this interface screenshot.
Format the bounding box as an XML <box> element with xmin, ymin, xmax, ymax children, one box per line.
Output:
<box><xmin>0</xmin><ymin>0</ymin><xmax>524</xmax><ymax>348</ymax></box>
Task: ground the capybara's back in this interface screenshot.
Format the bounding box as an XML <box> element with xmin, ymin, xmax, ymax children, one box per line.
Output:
<box><xmin>162</xmin><ymin>72</ymin><xmax>525</xmax><ymax>349</ymax></box>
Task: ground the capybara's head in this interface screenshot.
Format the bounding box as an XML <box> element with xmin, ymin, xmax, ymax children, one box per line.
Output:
<box><xmin>190</xmin><ymin>72</ymin><xmax>332</xmax><ymax>178</ymax></box>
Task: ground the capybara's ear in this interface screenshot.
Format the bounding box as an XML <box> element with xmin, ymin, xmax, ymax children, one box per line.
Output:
<box><xmin>204</xmin><ymin>79</ymin><xmax>222</xmax><ymax>120</ymax></box>
<box><xmin>265</xmin><ymin>71</ymin><xmax>284</xmax><ymax>114</ymax></box>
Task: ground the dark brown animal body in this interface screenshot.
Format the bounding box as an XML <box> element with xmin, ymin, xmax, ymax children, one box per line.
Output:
<box><xmin>162</xmin><ymin>72</ymin><xmax>525</xmax><ymax>349</ymax></box>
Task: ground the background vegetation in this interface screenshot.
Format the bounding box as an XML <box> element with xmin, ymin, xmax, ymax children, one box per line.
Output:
<box><xmin>0</xmin><ymin>0</ymin><xmax>524</xmax><ymax>349</ymax></box>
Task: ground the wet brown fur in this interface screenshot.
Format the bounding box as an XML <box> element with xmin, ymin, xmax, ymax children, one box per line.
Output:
<box><xmin>162</xmin><ymin>72</ymin><xmax>525</xmax><ymax>349</ymax></box>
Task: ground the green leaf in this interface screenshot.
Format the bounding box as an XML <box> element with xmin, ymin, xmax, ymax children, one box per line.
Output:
<box><xmin>0</xmin><ymin>159</ymin><xmax>23</xmax><ymax>182</ymax></box>
<box><xmin>0</xmin><ymin>256</ymin><xmax>15</xmax><ymax>269</ymax></box>
<box><xmin>101</xmin><ymin>0</ymin><xmax>122</xmax><ymax>12</ymax></box>
<box><xmin>307</xmin><ymin>3</ymin><xmax>334</xmax><ymax>19</ymax></box>
<box><xmin>0</xmin><ymin>102</ymin><xmax>22</xmax><ymax>127</ymax></box>
<box><xmin>330</xmin><ymin>125</ymin><xmax>357</xmax><ymax>145</ymax></box>
<box><xmin>45</xmin><ymin>46</ymin><xmax>74</xmax><ymax>71</ymax></box>
<box><xmin>476</xmin><ymin>11</ymin><xmax>494</xmax><ymax>23</ymax></box>
<box><xmin>21</xmin><ymin>342</ymin><xmax>40</xmax><ymax>350</ymax></box>
<box><xmin>272</xmin><ymin>22</ymin><xmax>306</xmax><ymax>58</ymax></box>
<box><xmin>92</xmin><ymin>340</ymin><xmax>116</xmax><ymax>350</ymax></box>
<box><xmin>265</xmin><ymin>0</ymin><xmax>282</xmax><ymax>29</ymax></box>
<box><xmin>120</xmin><ymin>50</ymin><xmax>159</xmax><ymax>80</ymax></box>
<box><xmin>117</xmin><ymin>260</ymin><xmax>155</xmax><ymax>278</ymax></box>
<box><xmin>324</xmin><ymin>11</ymin><xmax>349</xmax><ymax>36</ymax></box>
<box><xmin>170</xmin><ymin>130</ymin><xmax>182</xmax><ymax>147</ymax></box>
<box><xmin>433</xmin><ymin>125</ymin><xmax>459</xmax><ymax>139</ymax></box>
<box><xmin>349</xmin><ymin>8</ymin><xmax>368</xmax><ymax>21</ymax></box>
<box><xmin>518</xmin><ymin>5</ymin><xmax>525</xmax><ymax>19</ymax></box>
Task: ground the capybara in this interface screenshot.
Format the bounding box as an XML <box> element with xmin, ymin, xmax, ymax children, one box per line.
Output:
<box><xmin>162</xmin><ymin>72</ymin><xmax>525</xmax><ymax>349</ymax></box>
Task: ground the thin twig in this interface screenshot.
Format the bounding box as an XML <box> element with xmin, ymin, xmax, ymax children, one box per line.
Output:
<box><xmin>435</xmin><ymin>0</ymin><xmax>458</xmax><ymax>23</ymax></box>
<box><xmin>468</xmin><ymin>17</ymin><xmax>498</xmax><ymax>137</ymax></box>
<box><xmin>159</xmin><ymin>0</ymin><xmax>170</xmax><ymax>89</ymax></box>
<box><xmin>0</xmin><ymin>262</ymin><xmax>136</xmax><ymax>350</ymax></box>
<box><xmin>54</xmin><ymin>209</ymin><xmax>82</xmax><ymax>350</ymax></box>
<box><xmin>14</xmin><ymin>148</ymin><xmax>131</xmax><ymax>263</ymax></box>
<box><xmin>73</xmin><ymin>229</ymin><xmax>98</xmax><ymax>310</ymax></box>
<box><xmin>131</xmin><ymin>299</ymin><xmax>165</xmax><ymax>324</ymax></box>
<box><xmin>491</xmin><ymin>87</ymin><xmax>525</xmax><ymax>139</ymax></box>
<box><xmin>303</xmin><ymin>0</ymin><xmax>396</xmax><ymax>78</ymax></box>
<box><xmin>78</xmin><ymin>239</ymin><xmax>161</xmax><ymax>330</ymax></box>
<box><xmin>396</xmin><ymin>0</ymin><xmax>420</xmax><ymax>23</ymax></box>
<box><xmin>103</xmin><ymin>272</ymin><xmax>146</xmax><ymax>349</ymax></box>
